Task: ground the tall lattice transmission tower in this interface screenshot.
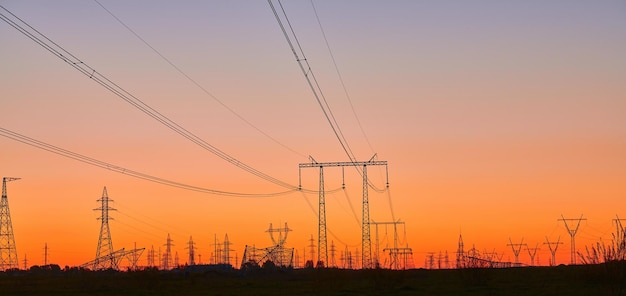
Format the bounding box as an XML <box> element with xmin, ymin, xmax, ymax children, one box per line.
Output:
<box><xmin>456</xmin><ymin>233</ymin><xmax>465</xmax><ymax>268</ymax></box>
<box><xmin>94</xmin><ymin>186</ymin><xmax>116</xmax><ymax>270</ymax></box>
<box><xmin>187</xmin><ymin>236</ymin><xmax>196</xmax><ymax>266</ymax></box>
<box><xmin>299</xmin><ymin>156</ymin><xmax>388</xmax><ymax>269</ymax></box>
<box><xmin>0</xmin><ymin>177</ymin><xmax>20</xmax><ymax>271</ymax></box>
<box><xmin>163</xmin><ymin>233</ymin><xmax>174</xmax><ymax>270</ymax></box>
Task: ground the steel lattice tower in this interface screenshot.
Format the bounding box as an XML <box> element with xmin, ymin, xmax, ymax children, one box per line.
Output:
<box><xmin>163</xmin><ymin>233</ymin><xmax>174</xmax><ymax>270</ymax></box>
<box><xmin>558</xmin><ymin>214</ymin><xmax>586</xmax><ymax>264</ymax></box>
<box><xmin>94</xmin><ymin>186</ymin><xmax>115</xmax><ymax>270</ymax></box>
<box><xmin>0</xmin><ymin>177</ymin><xmax>20</xmax><ymax>271</ymax></box>
<box><xmin>361</xmin><ymin>164</ymin><xmax>372</xmax><ymax>268</ymax></box>
<box><xmin>318</xmin><ymin>167</ymin><xmax>327</xmax><ymax>267</ymax></box>
<box><xmin>507</xmin><ymin>237</ymin><xmax>526</xmax><ymax>264</ymax></box>
<box><xmin>187</xmin><ymin>236</ymin><xmax>196</xmax><ymax>266</ymax></box>
<box><xmin>456</xmin><ymin>233</ymin><xmax>464</xmax><ymax>268</ymax></box>
<box><xmin>299</xmin><ymin>155</ymin><xmax>387</xmax><ymax>269</ymax></box>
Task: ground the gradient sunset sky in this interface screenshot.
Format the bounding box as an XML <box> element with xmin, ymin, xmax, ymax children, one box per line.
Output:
<box><xmin>1</xmin><ymin>0</ymin><xmax>625</xmax><ymax>268</ymax></box>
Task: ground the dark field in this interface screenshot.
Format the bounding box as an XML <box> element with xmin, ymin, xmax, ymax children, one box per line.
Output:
<box><xmin>1</xmin><ymin>263</ymin><xmax>625</xmax><ymax>296</ymax></box>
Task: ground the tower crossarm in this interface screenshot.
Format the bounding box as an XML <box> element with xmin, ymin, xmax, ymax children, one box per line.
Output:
<box><xmin>2</xmin><ymin>177</ymin><xmax>21</xmax><ymax>197</ymax></box>
<box><xmin>299</xmin><ymin>160</ymin><xmax>387</xmax><ymax>168</ymax></box>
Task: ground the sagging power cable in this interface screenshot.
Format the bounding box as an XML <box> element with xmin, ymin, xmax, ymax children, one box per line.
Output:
<box><xmin>0</xmin><ymin>5</ymin><xmax>299</xmax><ymax>191</ymax></box>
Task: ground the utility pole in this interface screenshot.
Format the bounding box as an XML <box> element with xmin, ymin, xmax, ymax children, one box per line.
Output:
<box><xmin>299</xmin><ymin>155</ymin><xmax>388</xmax><ymax>269</ymax></box>
<box><xmin>22</xmin><ymin>254</ymin><xmax>27</xmax><ymax>270</ymax></box>
<box><xmin>507</xmin><ymin>238</ymin><xmax>527</xmax><ymax>264</ymax></box>
<box><xmin>544</xmin><ymin>236</ymin><xmax>563</xmax><ymax>266</ymax></box>
<box><xmin>526</xmin><ymin>243</ymin><xmax>540</xmax><ymax>266</ymax></box>
<box><xmin>0</xmin><ymin>177</ymin><xmax>20</xmax><ymax>271</ymax></box>
<box><xmin>558</xmin><ymin>214</ymin><xmax>586</xmax><ymax>264</ymax></box>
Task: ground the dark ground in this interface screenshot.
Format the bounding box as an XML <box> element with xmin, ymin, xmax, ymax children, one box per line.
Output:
<box><xmin>1</xmin><ymin>263</ymin><xmax>625</xmax><ymax>295</ymax></box>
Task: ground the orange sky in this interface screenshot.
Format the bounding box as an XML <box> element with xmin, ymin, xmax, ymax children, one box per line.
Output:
<box><xmin>1</xmin><ymin>1</ymin><xmax>625</xmax><ymax>268</ymax></box>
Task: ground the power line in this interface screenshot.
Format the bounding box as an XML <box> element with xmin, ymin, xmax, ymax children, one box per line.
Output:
<box><xmin>0</xmin><ymin>127</ymin><xmax>295</xmax><ymax>197</ymax></box>
<box><xmin>268</xmin><ymin>0</ymin><xmax>358</xmax><ymax>164</ymax></box>
<box><xmin>93</xmin><ymin>0</ymin><xmax>307</xmax><ymax>159</ymax></box>
<box><xmin>309</xmin><ymin>0</ymin><xmax>375</xmax><ymax>154</ymax></box>
<box><xmin>308</xmin><ymin>0</ymin><xmax>395</xmax><ymax>221</ymax></box>
<box><xmin>0</xmin><ymin>4</ymin><xmax>297</xmax><ymax>191</ymax></box>
<box><xmin>269</xmin><ymin>1</ymin><xmax>393</xmax><ymax>219</ymax></box>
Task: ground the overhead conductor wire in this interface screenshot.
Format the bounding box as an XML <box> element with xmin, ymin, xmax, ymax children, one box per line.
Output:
<box><xmin>93</xmin><ymin>0</ymin><xmax>307</xmax><ymax>159</ymax></box>
<box><xmin>270</xmin><ymin>0</ymin><xmax>394</xmax><ymax>219</ymax></box>
<box><xmin>0</xmin><ymin>5</ymin><xmax>309</xmax><ymax>193</ymax></box>
<box><xmin>309</xmin><ymin>0</ymin><xmax>394</xmax><ymax>220</ymax></box>
<box><xmin>0</xmin><ymin>127</ymin><xmax>294</xmax><ymax>197</ymax></box>
<box><xmin>268</xmin><ymin>0</ymin><xmax>358</xmax><ymax>164</ymax></box>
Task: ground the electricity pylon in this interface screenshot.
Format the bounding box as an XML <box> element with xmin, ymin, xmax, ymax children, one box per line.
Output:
<box><xmin>163</xmin><ymin>233</ymin><xmax>174</xmax><ymax>269</ymax></box>
<box><xmin>544</xmin><ymin>236</ymin><xmax>562</xmax><ymax>266</ymax></box>
<box><xmin>558</xmin><ymin>214</ymin><xmax>586</xmax><ymax>264</ymax></box>
<box><xmin>371</xmin><ymin>220</ymin><xmax>405</xmax><ymax>269</ymax></box>
<box><xmin>0</xmin><ymin>177</ymin><xmax>20</xmax><ymax>271</ymax></box>
<box><xmin>299</xmin><ymin>155</ymin><xmax>388</xmax><ymax>269</ymax></box>
<box><xmin>187</xmin><ymin>236</ymin><xmax>196</xmax><ymax>266</ymax></box>
<box><xmin>526</xmin><ymin>243</ymin><xmax>540</xmax><ymax>266</ymax></box>
<box><xmin>507</xmin><ymin>237</ymin><xmax>526</xmax><ymax>264</ymax></box>
<box><xmin>612</xmin><ymin>215</ymin><xmax>625</xmax><ymax>239</ymax></box>
<box><xmin>94</xmin><ymin>186</ymin><xmax>116</xmax><ymax>270</ymax></box>
<box><xmin>456</xmin><ymin>233</ymin><xmax>465</xmax><ymax>268</ymax></box>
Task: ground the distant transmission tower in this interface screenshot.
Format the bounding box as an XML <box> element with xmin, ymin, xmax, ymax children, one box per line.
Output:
<box><xmin>612</xmin><ymin>215</ymin><xmax>625</xmax><ymax>239</ymax></box>
<box><xmin>187</xmin><ymin>236</ymin><xmax>196</xmax><ymax>266</ymax></box>
<box><xmin>329</xmin><ymin>241</ymin><xmax>336</xmax><ymax>267</ymax></box>
<box><xmin>307</xmin><ymin>234</ymin><xmax>316</xmax><ymax>268</ymax></box>
<box><xmin>94</xmin><ymin>186</ymin><xmax>116</xmax><ymax>270</ymax></box>
<box><xmin>507</xmin><ymin>237</ymin><xmax>526</xmax><ymax>264</ymax></box>
<box><xmin>0</xmin><ymin>177</ymin><xmax>20</xmax><ymax>271</ymax></box>
<box><xmin>163</xmin><ymin>233</ymin><xmax>173</xmax><ymax>270</ymax></box>
<box><xmin>223</xmin><ymin>233</ymin><xmax>233</xmax><ymax>265</ymax></box>
<box><xmin>544</xmin><ymin>236</ymin><xmax>563</xmax><ymax>266</ymax></box>
<box><xmin>147</xmin><ymin>245</ymin><xmax>155</xmax><ymax>267</ymax></box>
<box><xmin>526</xmin><ymin>243</ymin><xmax>540</xmax><ymax>266</ymax></box>
<box><xmin>129</xmin><ymin>242</ymin><xmax>140</xmax><ymax>270</ymax></box>
<box><xmin>43</xmin><ymin>243</ymin><xmax>48</xmax><ymax>266</ymax></box>
<box><xmin>558</xmin><ymin>214</ymin><xmax>586</xmax><ymax>264</ymax></box>
<box><xmin>456</xmin><ymin>233</ymin><xmax>465</xmax><ymax>268</ymax></box>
